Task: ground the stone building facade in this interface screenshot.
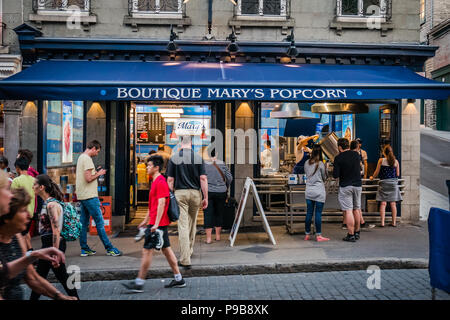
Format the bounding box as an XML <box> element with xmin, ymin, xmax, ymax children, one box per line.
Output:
<box><xmin>420</xmin><ymin>0</ymin><xmax>450</xmax><ymax>130</ymax></box>
<box><xmin>0</xmin><ymin>0</ymin><xmax>435</xmax><ymax>227</ymax></box>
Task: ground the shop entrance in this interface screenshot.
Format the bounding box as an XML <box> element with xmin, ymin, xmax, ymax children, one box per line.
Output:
<box><xmin>253</xmin><ymin>101</ymin><xmax>402</xmax><ymax>224</ymax></box>
<box><xmin>125</xmin><ymin>102</ymin><xmax>220</xmax><ymax>228</ymax></box>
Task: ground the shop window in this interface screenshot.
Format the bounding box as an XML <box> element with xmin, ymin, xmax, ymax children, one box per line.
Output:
<box><xmin>45</xmin><ymin>100</ymin><xmax>84</xmax><ymax>168</ymax></box>
<box><xmin>237</xmin><ymin>0</ymin><xmax>287</xmax><ymax>18</ymax></box>
<box><xmin>337</xmin><ymin>0</ymin><xmax>390</xmax><ymax>18</ymax></box>
<box><xmin>259</xmin><ymin>103</ymin><xmax>336</xmax><ymax>177</ymax></box>
<box><xmin>44</xmin><ymin>100</ymin><xmax>84</xmax><ymax>198</ymax></box>
<box><xmin>134</xmin><ymin>104</ymin><xmax>211</xmax><ymax>161</ymax></box>
<box><xmin>129</xmin><ymin>0</ymin><xmax>183</xmax><ymax>17</ymax></box>
<box><xmin>33</xmin><ymin>0</ymin><xmax>90</xmax><ymax>14</ymax></box>
<box><xmin>31</xmin><ymin>0</ymin><xmax>96</xmax><ymax>30</ymax></box>
<box><xmin>331</xmin><ymin>0</ymin><xmax>393</xmax><ymax>36</ymax></box>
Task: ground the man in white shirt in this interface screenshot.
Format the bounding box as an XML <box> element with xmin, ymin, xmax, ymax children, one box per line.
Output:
<box><xmin>260</xmin><ymin>140</ymin><xmax>272</xmax><ymax>169</ymax></box>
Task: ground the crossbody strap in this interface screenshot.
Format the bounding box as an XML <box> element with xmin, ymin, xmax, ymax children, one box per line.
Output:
<box><xmin>212</xmin><ymin>161</ymin><xmax>232</xmax><ymax>202</ymax></box>
<box><xmin>212</xmin><ymin>161</ymin><xmax>227</xmax><ymax>185</ymax></box>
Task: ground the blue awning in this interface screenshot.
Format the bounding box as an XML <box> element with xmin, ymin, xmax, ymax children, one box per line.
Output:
<box><xmin>0</xmin><ymin>60</ymin><xmax>449</xmax><ymax>101</ymax></box>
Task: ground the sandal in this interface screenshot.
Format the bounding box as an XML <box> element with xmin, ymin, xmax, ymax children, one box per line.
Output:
<box><xmin>205</xmin><ymin>240</ymin><xmax>212</xmax><ymax>244</ymax></box>
<box><xmin>389</xmin><ymin>224</ymin><xmax>397</xmax><ymax>227</ymax></box>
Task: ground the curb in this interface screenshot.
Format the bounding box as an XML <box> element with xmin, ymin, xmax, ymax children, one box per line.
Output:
<box><xmin>49</xmin><ymin>258</ymin><xmax>428</xmax><ymax>282</ymax></box>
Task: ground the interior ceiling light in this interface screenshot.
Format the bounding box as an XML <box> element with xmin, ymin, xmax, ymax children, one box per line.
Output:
<box><xmin>160</xmin><ymin>113</ymin><xmax>181</xmax><ymax>118</ymax></box>
<box><xmin>163</xmin><ymin>118</ymin><xmax>177</xmax><ymax>123</ymax></box>
<box><xmin>184</xmin><ymin>0</ymin><xmax>236</xmax><ymax>4</ymax></box>
<box><xmin>157</xmin><ymin>108</ymin><xmax>184</xmax><ymax>114</ymax></box>
<box><xmin>311</xmin><ymin>103</ymin><xmax>369</xmax><ymax>114</ymax></box>
<box><xmin>270</xmin><ymin>103</ymin><xmax>320</xmax><ymax>119</ymax></box>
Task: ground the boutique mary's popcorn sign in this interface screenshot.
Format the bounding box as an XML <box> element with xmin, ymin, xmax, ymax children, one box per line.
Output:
<box><xmin>115</xmin><ymin>87</ymin><xmax>350</xmax><ymax>100</ymax></box>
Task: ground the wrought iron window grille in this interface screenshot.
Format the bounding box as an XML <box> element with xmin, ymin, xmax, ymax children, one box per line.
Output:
<box><xmin>33</xmin><ymin>0</ymin><xmax>90</xmax><ymax>12</ymax></box>
<box><xmin>128</xmin><ymin>0</ymin><xmax>183</xmax><ymax>15</ymax></box>
<box><xmin>236</xmin><ymin>0</ymin><xmax>288</xmax><ymax>17</ymax></box>
<box><xmin>336</xmin><ymin>0</ymin><xmax>392</xmax><ymax>20</ymax></box>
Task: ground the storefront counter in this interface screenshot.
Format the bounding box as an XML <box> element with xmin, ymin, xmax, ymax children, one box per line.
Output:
<box><xmin>253</xmin><ymin>176</ymin><xmax>405</xmax><ymax>232</ymax></box>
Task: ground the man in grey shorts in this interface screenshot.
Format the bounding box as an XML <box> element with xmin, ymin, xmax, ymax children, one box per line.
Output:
<box><xmin>333</xmin><ymin>138</ymin><xmax>363</xmax><ymax>242</ymax></box>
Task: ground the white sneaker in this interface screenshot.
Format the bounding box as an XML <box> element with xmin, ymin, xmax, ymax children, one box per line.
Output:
<box><xmin>135</xmin><ymin>227</ymin><xmax>146</xmax><ymax>242</ymax></box>
<box><xmin>154</xmin><ymin>229</ymin><xmax>164</xmax><ymax>250</ymax></box>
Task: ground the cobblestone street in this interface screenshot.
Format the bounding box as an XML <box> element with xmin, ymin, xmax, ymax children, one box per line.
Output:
<box><xmin>22</xmin><ymin>269</ymin><xmax>450</xmax><ymax>300</ymax></box>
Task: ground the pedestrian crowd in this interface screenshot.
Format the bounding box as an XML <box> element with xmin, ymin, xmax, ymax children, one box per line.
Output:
<box><xmin>300</xmin><ymin>136</ymin><xmax>401</xmax><ymax>243</ymax></box>
<box><xmin>0</xmin><ymin>133</ymin><xmax>402</xmax><ymax>298</ymax></box>
<box><xmin>0</xmin><ymin>150</ymin><xmax>77</xmax><ymax>300</ymax></box>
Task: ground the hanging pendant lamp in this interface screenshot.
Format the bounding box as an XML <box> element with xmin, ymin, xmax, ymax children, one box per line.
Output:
<box><xmin>200</xmin><ymin>106</ymin><xmax>207</xmax><ymax>139</ymax></box>
<box><xmin>200</xmin><ymin>126</ymin><xmax>207</xmax><ymax>139</ymax></box>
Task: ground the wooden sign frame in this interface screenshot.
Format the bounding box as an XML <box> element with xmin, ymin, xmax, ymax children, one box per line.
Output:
<box><xmin>229</xmin><ymin>177</ymin><xmax>276</xmax><ymax>247</ymax></box>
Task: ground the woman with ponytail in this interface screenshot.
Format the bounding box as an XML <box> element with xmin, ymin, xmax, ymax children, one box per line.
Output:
<box><xmin>29</xmin><ymin>174</ymin><xmax>79</xmax><ymax>300</ymax></box>
<box><xmin>303</xmin><ymin>144</ymin><xmax>330</xmax><ymax>242</ymax></box>
<box><xmin>370</xmin><ymin>145</ymin><xmax>402</xmax><ymax>227</ymax></box>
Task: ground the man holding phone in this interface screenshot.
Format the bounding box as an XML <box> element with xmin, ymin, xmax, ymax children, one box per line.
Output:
<box><xmin>76</xmin><ymin>140</ymin><xmax>122</xmax><ymax>257</ymax></box>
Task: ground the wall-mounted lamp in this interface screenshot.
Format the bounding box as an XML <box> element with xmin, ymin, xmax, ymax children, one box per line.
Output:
<box><xmin>285</xmin><ymin>29</ymin><xmax>298</xmax><ymax>58</ymax></box>
<box><xmin>226</xmin><ymin>28</ymin><xmax>239</xmax><ymax>53</ymax></box>
<box><xmin>403</xmin><ymin>99</ymin><xmax>418</xmax><ymax>115</ymax></box>
<box><xmin>24</xmin><ymin>101</ymin><xmax>37</xmax><ymax>109</ymax></box>
<box><xmin>167</xmin><ymin>25</ymin><xmax>178</xmax><ymax>53</ymax></box>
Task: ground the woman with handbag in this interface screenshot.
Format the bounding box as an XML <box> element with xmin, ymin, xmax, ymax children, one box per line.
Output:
<box><xmin>201</xmin><ymin>148</ymin><xmax>233</xmax><ymax>244</ymax></box>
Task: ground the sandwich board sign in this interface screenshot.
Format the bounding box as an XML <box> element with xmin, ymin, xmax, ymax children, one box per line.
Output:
<box><xmin>229</xmin><ymin>177</ymin><xmax>276</xmax><ymax>247</ymax></box>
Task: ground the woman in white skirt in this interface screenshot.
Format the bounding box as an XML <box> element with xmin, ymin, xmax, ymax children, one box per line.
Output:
<box><xmin>370</xmin><ymin>145</ymin><xmax>402</xmax><ymax>227</ymax></box>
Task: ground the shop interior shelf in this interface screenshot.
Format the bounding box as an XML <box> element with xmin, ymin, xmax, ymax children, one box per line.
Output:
<box><xmin>286</xmin><ymin>203</ymin><xmax>307</xmax><ymax>208</ymax></box>
<box><xmin>281</xmin><ymin>211</ymin><xmax>389</xmax><ymax>217</ymax></box>
<box><xmin>255</xmin><ymin>184</ymin><xmax>287</xmax><ymax>188</ymax></box>
<box><xmin>257</xmin><ymin>190</ymin><xmax>286</xmax><ymax>194</ymax></box>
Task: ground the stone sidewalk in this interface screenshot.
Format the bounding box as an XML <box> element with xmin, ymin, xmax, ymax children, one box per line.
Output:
<box><xmin>32</xmin><ymin>221</ymin><xmax>431</xmax><ymax>282</ymax></box>
<box><xmin>420</xmin><ymin>184</ymin><xmax>449</xmax><ymax>220</ymax></box>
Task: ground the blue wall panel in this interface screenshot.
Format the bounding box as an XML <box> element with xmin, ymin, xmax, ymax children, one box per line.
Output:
<box><xmin>355</xmin><ymin>104</ymin><xmax>381</xmax><ymax>163</ymax></box>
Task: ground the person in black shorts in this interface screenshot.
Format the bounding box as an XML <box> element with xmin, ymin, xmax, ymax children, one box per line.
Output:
<box><xmin>122</xmin><ymin>155</ymin><xmax>186</xmax><ymax>293</ymax></box>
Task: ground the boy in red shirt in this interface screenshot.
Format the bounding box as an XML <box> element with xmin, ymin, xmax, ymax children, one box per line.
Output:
<box><xmin>122</xmin><ymin>155</ymin><xmax>186</xmax><ymax>293</ymax></box>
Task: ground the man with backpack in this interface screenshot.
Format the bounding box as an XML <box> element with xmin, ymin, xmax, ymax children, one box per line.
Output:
<box><xmin>76</xmin><ymin>140</ymin><xmax>122</xmax><ymax>257</ymax></box>
<box><xmin>122</xmin><ymin>155</ymin><xmax>186</xmax><ymax>293</ymax></box>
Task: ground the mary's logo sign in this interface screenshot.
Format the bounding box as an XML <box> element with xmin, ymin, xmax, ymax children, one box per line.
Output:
<box><xmin>175</xmin><ymin>119</ymin><xmax>210</xmax><ymax>136</ymax></box>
